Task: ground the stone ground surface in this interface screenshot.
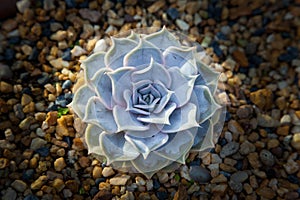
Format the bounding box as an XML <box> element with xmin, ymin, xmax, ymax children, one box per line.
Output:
<box><xmin>0</xmin><ymin>0</ymin><xmax>300</xmax><ymax>199</ymax></box>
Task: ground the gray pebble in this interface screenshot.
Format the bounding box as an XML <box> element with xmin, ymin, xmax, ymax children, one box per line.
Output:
<box><xmin>257</xmin><ymin>114</ymin><xmax>278</xmax><ymax>128</ymax></box>
<box><xmin>1</xmin><ymin>187</ymin><xmax>17</xmax><ymax>200</ymax></box>
<box><xmin>220</xmin><ymin>142</ymin><xmax>240</xmax><ymax>158</ymax></box>
<box><xmin>63</xmin><ymin>189</ymin><xmax>73</xmax><ymax>198</ymax></box>
<box><xmin>259</xmin><ymin>149</ymin><xmax>275</xmax><ymax>166</ymax></box>
<box><xmin>230</xmin><ymin>171</ymin><xmax>248</xmax><ymax>183</ymax></box>
<box><xmin>176</xmin><ymin>19</ymin><xmax>189</xmax><ymax>31</ymax></box>
<box><xmin>189</xmin><ymin>165</ymin><xmax>211</xmax><ymax>183</ymax></box>
<box><xmin>30</xmin><ymin>138</ymin><xmax>47</xmax><ymax>150</ymax></box>
<box><xmin>11</xmin><ymin>180</ymin><xmax>27</xmax><ymax>192</ymax></box>
<box><xmin>229</xmin><ymin>180</ymin><xmax>243</xmax><ymax>193</ymax></box>
<box><xmin>239</xmin><ymin>140</ymin><xmax>256</xmax><ymax>155</ymax></box>
<box><xmin>0</xmin><ymin>63</ymin><xmax>13</xmax><ymax>80</ymax></box>
<box><xmin>14</xmin><ymin>104</ymin><xmax>24</xmax><ymax>119</ymax></box>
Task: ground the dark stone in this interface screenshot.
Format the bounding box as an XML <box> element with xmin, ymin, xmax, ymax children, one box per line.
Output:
<box><xmin>0</xmin><ymin>63</ymin><xmax>13</xmax><ymax>80</ymax></box>
<box><xmin>62</xmin><ymin>49</ymin><xmax>72</xmax><ymax>61</ymax></box>
<box><xmin>89</xmin><ymin>186</ymin><xmax>99</xmax><ymax>197</ymax></box>
<box><xmin>156</xmin><ymin>191</ymin><xmax>168</xmax><ymax>200</ymax></box>
<box><xmin>35</xmin><ymin>147</ymin><xmax>50</xmax><ymax>157</ymax></box>
<box><xmin>218</xmin><ymin>138</ymin><xmax>227</xmax><ymax>146</ymax></box>
<box><xmin>22</xmin><ymin>169</ymin><xmax>35</xmax><ymax>181</ymax></box>
<box><xmin>4</xmin><ymin>48</ymin><xmax>15</xmax><ymax>61</ymax></box>
<box><xmin>252</xmin><ymin>8</ymin><xmax>262</xmax><ymax>15</ymax></box>
<box><xmin>281</xmin><ymin>32</ymin><xmax>291</xmax><ymax>38</ymax></box>
<box><xmin>235</xmin><ymin>160</ymin><xmax>243</xmax><ymax>170</ymax></box>
<box><xmin>189</xmin><ymin>166</ymin><xmax>211</xmax><ymax>183</ymax></box>
<box><xmin>249</xmin><ymin>55</ymin><xmax>263</xmax><ymax>66</ymax></box>
<box><xmin>63</xmin><ymin>136</ymin><xmax>72</xmax><ymax>148</ymax></box>
<box><xmin>37</xmin><ymin>73</ymin><xmax>50</xmax><ymax>85</ymax></box>
<box><xmin>266</xmin><ymin>168</ymin><xmax>276</xmax><ymax>179</ymax></box>
<box><xmin>189</xmin><ymin>158</ymin><xmax>201</xmax><ymax>166</ymax></box>
<box><xmin>225</xmin><ymin>111</ymin><xmax>231</xmax><ymax>122</ymax></box>
<box><xmin>22</xmin><ymin>87</ymin><xmax>32</xmax><ymax>95</ymax></box>
<box><xmin>211</xmin><ymin>41</ymin><xmax>223</xmax><ymax>57</ymax></box>
<box><xmin>79</xmin><ymin>1</ymin><xmax>89</xmax><ymax>8</ymax></box>
<box><xmin>208</xmin><ymin>4</ymin><xmax>222</xmax><ymax>21</ymax></box>
<box><xmin>20</xmin><ymin>72</ymin><xmax>30</xmax><ymax>82</ymax></box>
<box><xmin>65</xmin><ymin>0</ymin><xmax>76</xmax><ymax>8</ymax></box>
<box><xmin>288</xmin><ymin>175</ymin><xmax>299</xmax><ymax>184</ymax></box>
<box><xmin>216</xmin><ymin>32</ymin><xmax>227</xmax><ymax>40</ymax></box>
<box><xmin>24</xmin><ymin>194</ymin><xmax>39</xmax><ymax>200</ymax></box>
<box><xmin>153</xmin><ymin>178</ymin><xmax>160</xmax><ymax>190</ymax></box>
<box><xmin>9</xmin><ymin>36</ymin><xmax>21</xmax><ymax>45</ymax></box>
<box><xmin>166</xmin><ymin>8</ymin><xmax>179</xmax><ymax>20</ymax></box>
<box><xmin>245</xmin><ymin>43</ymin><xmax>257</xmax><ymax>55</ymax></box>
<box><xmin>278</xmin><ymin>46</ymin><xmax>299</xmax><ymax>62</ymax></box>
<box><xmin>252</xmin><ymin>28</ymin><xmax>265</xmax><ymax>36</ymax></box>
<box><xmin>28</xmin><ymin>47</ymin><xmax>39</xmax><ymax>61</ymax></box>
<box><xmin>262</xmin><ymin>17</ymin><xmax>271</xmax><ymax>26</ymax></box>
<box><xmin>62</xmin><ymin>80</ymin><xmax>72</xmax><ymax>90</ymax></box>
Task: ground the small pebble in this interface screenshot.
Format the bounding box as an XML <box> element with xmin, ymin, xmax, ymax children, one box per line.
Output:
<box><xmin>259</xmin><ymin>149</ymin><xmax>275</xmax><ymax>167</ymax></box>
<box><xmin>0</xmin><ymin>63</ymin><xmax>13</xmax><ymax>80</ymax></box>
<box><xmin>220</xmin><ymin>142</ymin><xmax>240</xmax><ymax>158</ymax></box>
<box><xmin>54</xmin><ymin>157</ymin><xmax>67</xmax><ymax>172</ymax></box>
<box><xmin>175</xmin><ymin>19</ymin><xmax>189</xmax><ymax>31</ymax></box>
<box><xmin>189</xmin><ymin>165</ymin><xmax>212</xmax><ymax>183</ymax></box>
<box><xmin>109</xmin><ymin>175</ymin><xmax>131</xmax><ymax>186</ymax></box>
<box><xmin>102</xmin><ymin>166</ymin><xmax>115</xmax><ymax>177</ymax></box>
<box><xmin>11</xmin><ymin>180</ymin><xmax>27</xmax><ymax>192</ymax></box>
<box><xmin>30</xmin><ymin>138</ymin><xmax>47</xmax><ymax>151</ymax></box>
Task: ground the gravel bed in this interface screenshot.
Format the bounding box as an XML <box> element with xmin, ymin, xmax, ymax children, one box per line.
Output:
<box><xmin>0</xmin><ymin>0</ymin><xmax>300</xmax><ymax>199</ymax></box>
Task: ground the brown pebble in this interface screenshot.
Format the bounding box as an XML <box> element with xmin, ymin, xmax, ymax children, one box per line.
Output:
<box><xmin>72</xmin><ymin>138</ymin><xmax>85</xmax><ymax>151</ymax></box>
<box><xmin>65</xmin><ymin>180</ymin><xmax>79</xmax><ymax>193</ymax></box>
<box><xmin>92</xmin><ymin>166</ymin><xmax>102</xmax><ymax>179</ymax></box>
<box><xmin>250</xmin><ymin>89</ymin><xmax>273</xmax><ymax>110</ymax></box>
<box><xmin>0</xmin><ymin>158</ymin><xmax>9</xmax><ymax>169</ymax></box>
<box><xmin>173</xmin><ymin>184</ymin><xmax>188</xmax><ymax>200</ymax></box>
<box><xmin>147</xmin><ymin>1</ymin><xmax>165</xmax><ymax>13</ymax></box>
<box><xmin>256</xmin><ymin>187</ymin><xmax>276</xmax><ymax>199</ymax></box>
<box><xmin>0</xmin><ymin>81</ymin><xmax>13</xmax><ymax>93</ymax></box>
<box><xmin>78</xmin><ymin>156</ymin><xmax>91</xmax><ymax>168</ymax></box>
<box><xmin>211</xmin><ymin>184</ymin><xmax>228</xmax><ymax>194</ymax></box>
<box><xmin>54</xmin><ymin>157</ymin><xmax>66</xmax><ymax>172</ymax></box>
<box><xmin>92</xmin><ymin>190</ymin><xmax>113</xmax><ymax>200</ymax></box>
<box><xmin>232</xmin><ymin>49</ymin><xmax>249</xmax><ymax>67</ymax></box>
<box><xmin>228</xmin><ymin>120</ymin><xmax>245</xmax><ymax>135</ymax></box>
<box><xmin>276</xmin><ymin>125</ymin><xmax>290</xmax><ymax>136</ymax></box>
<box><xmin>236</xmin><ymin>105</ymin><xmax>253</xmax><ymax>119</ymax></box>
<box><xmin>247</xmin><ymin>152</ymin><xmax>261</xmax><ymax>169</ymax></box>
<box><xmin>56</xmin><ymin>117</ymin><xmax>69</xmax><ymax>137</ymax></box>
<box><xmin>45</xmin><ymin>111</ymin><xmax>58</xmax><ymax>126</ymax></box>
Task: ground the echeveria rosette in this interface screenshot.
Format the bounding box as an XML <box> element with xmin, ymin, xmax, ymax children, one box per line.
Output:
<box><xmin>70</xmin><ymin>27</ymin><xmax>225</xmax><ymax>178</ymax></box>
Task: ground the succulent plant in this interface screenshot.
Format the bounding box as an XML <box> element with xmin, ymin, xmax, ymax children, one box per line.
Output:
<box><xmin>70</xmin><ymin>27</ymin><xmax>225</xmax><ymax>178</ymax></box>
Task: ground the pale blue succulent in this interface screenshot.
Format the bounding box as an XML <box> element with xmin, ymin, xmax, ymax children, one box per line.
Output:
<box><xmin>70</xmin><ymin>27</ymin><xmax>225</xmax><ymax>178</ymax></box>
